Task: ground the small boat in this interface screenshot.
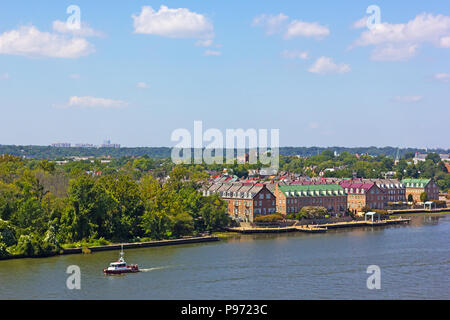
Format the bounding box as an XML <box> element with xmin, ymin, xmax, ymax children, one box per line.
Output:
<box><xmin>103</xmin><ymin>245</ymin><xmax>139</xmax><ymax>275</ymax></box>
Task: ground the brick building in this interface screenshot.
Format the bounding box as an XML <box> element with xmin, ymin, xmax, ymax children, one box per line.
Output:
<box><xmin>202</xmin><ymin>182</ymin><xmax>276</xmax><ymax>222</ymax></box>
<box><xmin>274</xmin><ymin>184</ymin><xmax>347</xmax><ymax>216</ymax></box>
<box><xmin>402</xmin><ymin>178</ymin><xmax>439</xmax><ymax>202</ymax></box>
<box><xmin>339</xmin><ymin>181</ymin><xmax>386</xmax><ymax>212</ymax></box>
<box><xmin>363</xmin><ymin>179</ymin><xmax>407</xmax><ymax>204</ymax></box>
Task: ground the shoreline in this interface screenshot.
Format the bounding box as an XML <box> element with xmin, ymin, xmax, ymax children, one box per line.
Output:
<box><xmin>1</xmin><ymin>212</ymin><xmax>447</xmax><ymax>261</ymax></box>
<box><xmin>0</xmin><ymin>236</ymin><xmax>219</xmax><ymax>261</ymax></box>
<box><xmin>227</xmin><ymin>217</ymin><xmax>411</xmax><ymax>234</ymax></box>
<box><xmin>388</xmin><ymin>208</ymin><xmax>450</xmax><ymax>215</ymax></box>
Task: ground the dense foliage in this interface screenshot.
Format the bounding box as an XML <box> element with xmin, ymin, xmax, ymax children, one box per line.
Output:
<box><xmin>1</xmin><ymin>145</ymin><xmax>448</xmax><ymax>161</ymax></box>
<box><xmin>0</xmin><ymin>155</ymin><xmax>229</xmax><ymax>258</ymax></box>
<box><xmin>279</xmin><ymin>151</ymin><xmax>450</xmax><ymax>192</ymax></box>
<box><xmin>254</xmin><ymin>213</ymin><xmax>284</xmax><ymax>223</ymax></box>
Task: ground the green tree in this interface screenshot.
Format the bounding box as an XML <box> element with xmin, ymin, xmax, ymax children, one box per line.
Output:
<box><xmin>426</xmin><ymin>153</ymin><xmax>441</xmax><ymax>164</ymax></box>
<box><xmin>420</xmin><ymin>192</ymin><xmax>428</xmax><ymax>202</ymax></box>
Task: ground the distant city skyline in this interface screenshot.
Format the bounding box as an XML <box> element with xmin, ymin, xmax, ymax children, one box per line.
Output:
<box><xmin>0</xmin><ymin>1</ymin><xmax>449</xmax><ymax>148</ymax></box>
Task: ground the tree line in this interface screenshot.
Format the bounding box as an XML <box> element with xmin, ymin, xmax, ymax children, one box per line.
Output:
<box><xmin>1</xmin><ymin>145</ymin><xmax>448</xmax><ymax>160</ymax></box>
<box><xmin>0</xmin><ymin>155</ymin><xmax>229</xmax><ymax>258</ymax></box>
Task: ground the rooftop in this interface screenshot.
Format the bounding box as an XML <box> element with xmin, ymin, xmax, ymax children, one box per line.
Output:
<box><xmin>279</xmin><ymin>184</ymin><xmax>345</xmax><ymax>197</ymax></box>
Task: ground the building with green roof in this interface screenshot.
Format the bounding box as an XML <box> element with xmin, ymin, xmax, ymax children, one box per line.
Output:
<box><xmin>402</xmin><ymin>178</ymin><xmax>431</xmax><ymax>189</ymax></box>
<box><xmin>275</xmin><ymin>184</ymin><xmax>347</xmax><ymax>216</ymax></box>
<box><xmin>402</xmin><ymin>178</ymin><xmax>439</xmax><ymax>202</ymax></box>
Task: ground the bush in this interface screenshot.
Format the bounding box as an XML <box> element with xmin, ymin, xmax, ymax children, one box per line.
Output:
<box><xmin>0</xmin><ymin>220</ymin><xmax>16</xmax><ymax>247</ymax></box>
<box><xmin>0</xmin><ymin>242</ymin><xmax>10</xmax><ymax>258</ymax></box>
<box><xmin>296</xmin><ymin>206</ymin><xmax>328</xmax><ymax>219</ymax></box>
<box><xmin>371</xmin><ymin>209</ymin><xmax>389</xmax><ymax>216</ymax></box>
<box><xmin>254</xmin><ymin>213</ymin><xmax>284</xmax><ymax>223</ymax></box>
<box><xmin>9</xmin><ymin>234</ymin><xmax>58</xmax><ymax>257</ymax></box>
<box><xmin>420</xmin><ymin>192</ymin><xmax>428</xmax><ymax>202</ymax></box>
<box><xmin>285</xmin><ymin>213</ymin><xmax>296</xmax><ymax>220</ymax></box>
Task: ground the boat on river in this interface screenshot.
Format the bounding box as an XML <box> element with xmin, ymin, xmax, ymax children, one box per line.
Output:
<box><xmin>103</xmin><ymin>245</ymin><xmax>139</xmax><ymax>275</ymax></box>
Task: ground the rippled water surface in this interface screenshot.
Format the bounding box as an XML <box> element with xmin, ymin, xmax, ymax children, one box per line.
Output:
<box><xmin>0</xmin><ymin>214</ymin><xmax>449</xmax><ymax>299</ymax></box>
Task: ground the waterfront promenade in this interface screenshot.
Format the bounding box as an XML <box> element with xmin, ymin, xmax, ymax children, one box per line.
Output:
<box><xmin>227</xmin><ymin>218</ymin><xmax>411</xmax><ymax>234</ymax></box>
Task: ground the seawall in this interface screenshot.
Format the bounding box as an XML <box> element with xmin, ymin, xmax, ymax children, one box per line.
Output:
<box><xmin>62</xmin><ymin>236</ymin><xmax>219</xmax><ymax>255</ymax></box>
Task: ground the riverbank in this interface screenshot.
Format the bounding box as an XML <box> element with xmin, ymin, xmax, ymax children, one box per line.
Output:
<box><xmin>226</xmin><ymin>217</ymin><xmax>411</xmax><ymax>234</ymax></box>
<box><xmin>388</xmin><ymin>208</ymin><xmax>450</xmax><ymax>214</ymax></box>
<box><xmin>0</xmin><ymin>236</ymin><xmax>219</xmax><ymax>260</ymax></box>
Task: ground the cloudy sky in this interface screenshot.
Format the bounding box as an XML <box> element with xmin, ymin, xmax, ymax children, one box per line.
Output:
<box><xmin>0</xmin><ymin>0</ymin><xmax>449</xmax><ymax>148</ymax></box>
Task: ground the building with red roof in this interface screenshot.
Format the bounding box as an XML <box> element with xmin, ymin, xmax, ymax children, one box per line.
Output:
<box><xmin>339</xmin><ymin>181</ymin><xmax>385</xmax><ymax>212</ymax></box>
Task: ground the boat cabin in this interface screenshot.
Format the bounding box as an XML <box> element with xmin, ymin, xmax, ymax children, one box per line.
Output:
<box><xmin>109</xmin><ymin>260</ymin><xmax>126</xmax><ymax>268</ymax></box>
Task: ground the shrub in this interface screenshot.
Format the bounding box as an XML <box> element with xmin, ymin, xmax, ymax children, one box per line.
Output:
<box><xmin>296</xmin><ymin>206</ymin><xmax>327</xmax><ymax>219</ymax></box>
<box><xmin>0</xmin><ymin>242</ymin><xmax>10</xmax><ymax>258</ymax></box>
<box><xmin>9</xmin><ymin>234</ymin><xmax>58</xmax><ymax>257</ymax></box>
<box><xmin>286</xmin><ymin>213</ymin><xmax>296</xmax><ymax>220</ymax></box>
<box><xmin>254</xmin><ymin>213</ymin><xmax>284</xmax><ymax>223</ymax></box>
<box><xmin>0</xmin><ymin>220</ymin><xmax>16</xmax><ymax>247</ymax></box>
<box><xmin>420</xmin><ymin>192</ymin><xmax>428</xmax><ymax>202</ymax></box>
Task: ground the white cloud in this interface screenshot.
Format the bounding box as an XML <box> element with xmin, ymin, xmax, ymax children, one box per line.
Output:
<box><xmin>352</xmin><ymin>13</ymin><xmax>450</xmax><ymax>61</ymax></box>
<box><xmin>63</xmin><ymin>96</ymin><xmax>128</xmax><ymax>109</ymax></box>
<box><xmin>393</xmin><ymin>96</ymin><xmax>423</xmax><ymax>103</ymax></box>
<box><xmin>137</xmin><ymin>82</ymin><xmax>150</xmax><ymax>89</ymax></box>
<box><xmin>308</xmin><ymin>57</ymin><xmax>350</xmax><ymax>74</ymax></box>
<box><xmin>281</xmin><ymin>50</ymin><xmax>309</xmax><ymax>59</ymax></box>
<box><xmin>0</xmin><ymin>72</ymin><xmax>9</xmax><ymax>80</ymax></box>
<box><xmin>132</xmin><ymin>5</ymin><xmax>214</xmax><ymax>39</ymax></box>
<box><xmin>352</xmin><ymin>17</ymin><xmax>368</xmax><ymax>29</ymax></box>
<box><xmin>252</xmin><ymin>13</ymin><xmax>289</xmax><ymax>35</ymax></box>
<box><xmin>195</xmin><ymin>39</ymin><xmax>213</xmax><ymax>47</ymax></box>
<box><xmin>371</xmin><ymin>44</ymin><xmax>418</xmax><ymax>61</ymax></box>
<box><xmin>52</xmin><ymin>20</ymin><xmax>103</xmax><ymax>37</ymax></box>
<box><xmin>0</xmin><ymin>25</ymin><xmax>94</xmax><ymax>58</ymax></box>
<box><xmin>434</xmin><ymin>73</ymin><xmax>450</xmax><ymax>82</ymax></box>
<box><xmin>204</xmin><ymin>50</ymin><xmax>221</xmax><ymax>56</ymax></box>
<box><xmin>440</xmin><ymin>36</ymin><xmax>450</xmax><ymax>48</ymax></box>
<box><xmin>284</xmin><ymin>20</ymin><xmax>330</xmax><ymax>39</ymax></box>
<box><xmin>253</xmin><ymin>13</ymin><xmax>329</xmax><ymax>40</ymax></box>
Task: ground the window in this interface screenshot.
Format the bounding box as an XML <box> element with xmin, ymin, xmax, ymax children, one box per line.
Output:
<box><xmin>266</xmin><ymin>193</ymin><xmax>271</xmax><ymax>199</ymax></box>
<box><xmin>259</xmin><ymin>194</ymin><xmax>264</xmax><ymax>199</ymax></box>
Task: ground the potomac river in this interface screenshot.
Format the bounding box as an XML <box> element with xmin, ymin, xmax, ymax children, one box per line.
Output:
<box><xmin>0</xmin><ymin>214</ymin><xmax>449</xmax><ymax>300</ymax></box>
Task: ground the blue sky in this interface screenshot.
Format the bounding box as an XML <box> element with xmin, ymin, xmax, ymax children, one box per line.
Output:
<box><xmin>0</xmin><ymin>0</ymin><xmax>449</xmax><ymax>148</ymax></box>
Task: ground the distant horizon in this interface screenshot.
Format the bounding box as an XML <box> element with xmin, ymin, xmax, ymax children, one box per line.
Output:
<box><xmin>1</xmin><ymin>143</ymin><xmax>449</xmax><ymax>151</ymax></box>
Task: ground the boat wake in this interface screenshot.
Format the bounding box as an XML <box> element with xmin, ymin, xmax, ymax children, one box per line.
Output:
<box><xmin>139</xmin><ymin>266</ymin><xmax>168</xmax><ymax>272</ymax></box>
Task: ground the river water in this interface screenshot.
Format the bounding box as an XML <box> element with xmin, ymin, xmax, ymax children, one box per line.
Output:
<box><xmin>0</xmin><ymin>214</ymin><xmax>449</xmax><ymax>300</ymax></box>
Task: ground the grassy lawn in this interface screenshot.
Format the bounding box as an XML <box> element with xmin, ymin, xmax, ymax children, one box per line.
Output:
<box><xmin>212</xmin><ymin>231</ymin><xmax>241</xmax><ymax>238</ymax></box>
